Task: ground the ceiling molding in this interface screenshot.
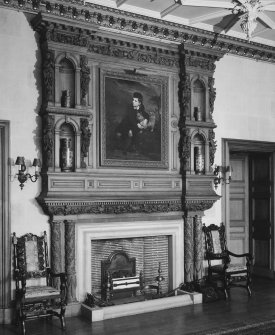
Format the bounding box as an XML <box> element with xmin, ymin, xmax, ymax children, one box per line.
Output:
<box><xmin>2</xmin><ymin>0</ymin><xmax>275</xmax><ymax>63</ymax></box>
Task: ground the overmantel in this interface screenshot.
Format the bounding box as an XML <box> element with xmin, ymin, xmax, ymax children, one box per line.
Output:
<box><xmin>37</xmin><ymin>171</ymin><xmax>183</xmax><ymax>216</ymax></box>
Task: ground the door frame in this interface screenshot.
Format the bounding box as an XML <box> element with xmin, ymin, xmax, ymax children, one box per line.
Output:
<box><xmin>0</xmin><ymin>121</ymin><xmax>11</xmax><ymax>323</ymax></box>
<box><xmin>222</xmin><ymin>138</ymin><xmax>275</xmax><ymax>277</ymax></box>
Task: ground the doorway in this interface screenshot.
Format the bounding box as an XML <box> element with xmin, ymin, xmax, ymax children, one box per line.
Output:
<box><xmin>223</xmin><ymin>139</ymin><xmax>275</xmax><ymax>279</ymax></box>
<box><xmin>0</xmin><ymin>121</ymin><xmax>11</xmax><ymax>322</ymax></box>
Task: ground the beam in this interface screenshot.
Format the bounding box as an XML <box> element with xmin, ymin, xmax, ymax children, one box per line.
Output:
<box><xmin>116</xmin><ymin>0</ymin><xmax>128</xmax><ymax>8</ymax></box>
<box><xmin>257</xmin><ymin>12</ymin><xmax>275</xmax><ymax>29</ymax></box>
<box><xmin>189</xmin><ymin>9</ymin><xmax>230</xmax><ymax>24</ymax></box>
<box><xmin>161</xmin><ymin>3</ymin><xmax>181</xmax><ymax>18</ymax></box>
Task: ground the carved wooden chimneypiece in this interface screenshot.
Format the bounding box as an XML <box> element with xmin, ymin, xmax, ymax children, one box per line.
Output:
<box><xmin>101</xmin><ymin>251</ymin><xmax>144</xmax><ymax>302</ymax></box>
<box><xmin>30</xmin><ymin>3</ymin><xmax>223</xmax><ymax>306</ymax></box>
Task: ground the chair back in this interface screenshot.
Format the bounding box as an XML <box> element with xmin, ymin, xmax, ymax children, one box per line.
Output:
<box><xmin>12</xmin><ymin>232</ymin><xmax>49</xmax><ymax>287</ymax></box>
<box><xmin>202</xmin><ymin>223</ymin><xmax>227</xmax><ymax>258</ymax></box>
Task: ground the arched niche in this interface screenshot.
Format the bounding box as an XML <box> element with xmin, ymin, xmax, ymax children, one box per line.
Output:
<box><xmin>59</xmin><ymin>58</ymin><xmax>76</xmax><ymax>108</ymax></box>
<box><xmin>59</xmin><ymin>122</ymin><xmax>75</xmax><ymax>172</ymax></box>
<box><xmin>190</xmin><ymin>131</ymin><xmax>209</xmax><ymax>175</ymax></box>
<box><xmin>191</xmin><ymin>78</ymin><xmax>206</xmax><ymax>122</ymax></box>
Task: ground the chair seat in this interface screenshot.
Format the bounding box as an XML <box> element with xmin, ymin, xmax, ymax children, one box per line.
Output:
<box><xmin>211</xmin><ymin>264</ymin><xmax>248</xmax><ymax>273</ymax></box>
<box><xmin>25</xmin><ymin>286</ymin><xmax>61</xmax><ymax>299</ymax></box>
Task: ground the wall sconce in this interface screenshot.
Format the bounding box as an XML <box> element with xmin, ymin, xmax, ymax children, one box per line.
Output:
<box><xmin>213</xmin><ymin>165</ymin><xmax>232</xmax><ymax>189</ymax></box>
<box><xmin>14</xmin><ymin>157</ymin><xmax>41</xmax><ymax>190</ymax></box>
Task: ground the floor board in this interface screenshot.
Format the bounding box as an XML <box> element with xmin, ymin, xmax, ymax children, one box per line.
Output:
<box><xmin>1</xmin><ymin>277</ymin><xmax>275</xmax><ymax>335</ymax></box>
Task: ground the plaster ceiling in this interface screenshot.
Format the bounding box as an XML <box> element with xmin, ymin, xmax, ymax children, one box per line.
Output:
<box><xmin>86</xmin><ymin>0</ymin><xmax>275</xmax><ymax>47</ymax></box>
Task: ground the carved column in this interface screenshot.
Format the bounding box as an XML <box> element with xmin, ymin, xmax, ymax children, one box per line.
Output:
<box><xmin>184</xmin><ymin>215</ymin><xmax>194</xmax><ymax>283</ymax></box>
<box><xmin>50</xmin><ymin>220</ymin><xmax>63</xmax><ymax>289</ymax></box>
<box><xmin>65</xmin><ymin>220</ymin><xmax>77</xmax><ymax>303</ymax></box>
<box><xmin>194</xmin><ymin>215</ymin><xmax>203</xmax><ymax>281</ymax></box>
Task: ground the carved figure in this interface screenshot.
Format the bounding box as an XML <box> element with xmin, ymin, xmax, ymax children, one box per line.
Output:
<box><xmin>80</xmin><ymin>118</ymin><xmax>91</xmax><ymax>168</ymax></box>
<box><xmin>209</xmin><ymin>129</ymin><xmax>217</xmax><ymax>166</ymax></box>
<box><xmin>80</xmin><ymin>55</ymin><xmax>90</xmax><ymax>106</ymax></box>
<box><xmin>208</xmin><ymin>77</ymin><xmax>216</xmax><ymax>116</ymax></box>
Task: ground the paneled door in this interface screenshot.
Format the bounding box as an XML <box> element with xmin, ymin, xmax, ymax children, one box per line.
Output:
<box><xmin>229</xmin><ymin>151</ymin><xmax>274</xmax><ymax>277</ymax></box>
<box><xmin>249</xmin><ymin>153</ymin><xmax>273</xmax><ymax>277</ymax></box>
<box><xmin>229</xmin><ymin>153</ymin><xmax>249</xmax><ymax>264</ymax></box>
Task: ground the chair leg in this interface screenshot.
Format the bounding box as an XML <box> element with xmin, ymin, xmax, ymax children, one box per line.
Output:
<box><xmin>60</xmin><ymin>305</ymin><xmax>66</xmax><ymax>330</ymax></box>
<box><xmin>246</xmin><ymin>271</ymin><xmax>252</xmax><ymax>296</ymax></box>
<box><xmin>223</xmin><ymin>274</ymin><xmax>229</xmax><ymax>299</ymax></box>
<box><xmin>20</xmin><ymin>319</ymin><xmax>26</xmax><ymax>335</ymax></box>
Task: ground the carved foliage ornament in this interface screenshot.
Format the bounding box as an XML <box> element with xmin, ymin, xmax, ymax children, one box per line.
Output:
<box><xmin>185</xmin><ymin>200</ymin><xmax>216</xmax><ymax>212</ymax></box>
<box><xmin>208</xmin><ymin>77</ymin><xmax>216</xmax><ymax>116</ymax></box>
<box><xmin>178</xmin><ymin>127</ymin><xmax>191</xmax><ymax>174</ymax></box>
<box><xmin>43</xmin><ymin>29</ymin><xmax>179</xmax><ymax>68</ymax></box>
<box><xmin>42</xmin><ymin>115</ymin><xmax>55</xmax><ymax>169</ymax></box>
<box><xmin>42</xmin><ymin>50</ymin><xmax>55</xmax><ymax>103</ymax></box>
<box><xmin>39</xmin><ymin>200</ymin><xmax>182</xmax><ymax>216</ymax></box>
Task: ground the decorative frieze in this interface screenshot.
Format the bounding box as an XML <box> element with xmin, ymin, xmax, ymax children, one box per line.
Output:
<box><xmin>38</xmin><ymin>199</ymin><xmax>182</xmax><ymax>216</ymax></box>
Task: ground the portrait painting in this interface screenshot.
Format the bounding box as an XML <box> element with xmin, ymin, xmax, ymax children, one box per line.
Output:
<box><xmin>100</xmin><ymin>70</ymin><xmax>169</xmax><ymax>169</ymax></box>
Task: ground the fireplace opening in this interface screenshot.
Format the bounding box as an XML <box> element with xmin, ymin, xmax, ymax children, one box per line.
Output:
<box><xmin>91</xmin><ymin>236</ymin><xmax>171</xmax><ymax>302</ymax></box>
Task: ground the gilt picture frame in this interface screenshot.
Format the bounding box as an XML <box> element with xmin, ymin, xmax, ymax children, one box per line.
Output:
<box><xmin>100</xmin><ymin>70</ymin><xmax>169</xmax><ymax>169</ymax></box>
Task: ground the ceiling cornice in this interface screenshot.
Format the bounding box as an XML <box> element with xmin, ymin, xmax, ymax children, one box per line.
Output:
<box><xmin>2</xmin><ymin>0</ymin><xmax>275</xmax><ymax>63</ymax></box>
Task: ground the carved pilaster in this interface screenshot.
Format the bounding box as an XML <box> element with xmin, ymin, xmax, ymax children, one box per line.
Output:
<box><xmin>194</xmin><ymin>215</ymin><xmax>203</xmax><ymax>281</ymax></box>
<box><xmin>42</xmin><ymin>114</ymin><xmax>55</xmax><ymax>170</ymax></box>
<box><xmin>42</xmin><ymin>50</ymin><xmax>55</xmax><ymax>104</ymax></box>
<box><xmin>65</xmin><ymin>220</ymin><xmax>77</xmax><ymax>303</ymax></box>
<box><xmin>50</xmin><ymin>220</ymin><xmax>63</xmax><ymax>289</ymax></box>
<box><xmin>184</xmin><ymin>215</ymin><xmax>194</xmax><ymax>283</ymax></box>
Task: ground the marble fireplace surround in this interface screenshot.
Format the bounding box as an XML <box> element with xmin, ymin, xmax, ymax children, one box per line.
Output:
<box><xmin>76</xmin><ymin>218</ymin><xmax>184</xmax><ymax>303</ymax></box>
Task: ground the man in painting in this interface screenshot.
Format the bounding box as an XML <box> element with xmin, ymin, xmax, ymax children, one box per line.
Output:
<box><xmin>116</xmin><ymin>92</ymin><xmax>149</xmax><ymax>153</ymax></box>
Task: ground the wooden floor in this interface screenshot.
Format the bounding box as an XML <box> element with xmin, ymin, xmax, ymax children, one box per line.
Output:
<box><xmin>2</xmin><ymin>277</ymin><xmax>275</xmax><ymax>335</ymax></box>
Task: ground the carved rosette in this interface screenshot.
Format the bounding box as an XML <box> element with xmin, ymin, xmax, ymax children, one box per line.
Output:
<box><xmin>184</xmin><ymin>216</ymin><xmax>194</xmax><ymax>283</ymax></box>
<box><xmin>80</xmin><ymin>118</ymin><xmax>91</xmax><ymax>168</ymax></box>
<box><xmin>65</xmin><ymin>221</ymin><xmax>77</xmax><ymax>303</ymax></box>
<box><xmin>42</xmin><ymin>115</ymin><xmax>55</xmax><ymax>170</ymax></box>
<box><xmin>50</xmin><ymin>221</ymin><xmax>62</xmax><ymax>289</ymax></box>
<box><xmin>80</xmin><ymin>55</ymin><xmax>90</xmax><ymax>106</ymax></box>
<box><xmin>209</xmin><ymin>129</ymin><xmax>217</xmax><ymax>167</ymax></box>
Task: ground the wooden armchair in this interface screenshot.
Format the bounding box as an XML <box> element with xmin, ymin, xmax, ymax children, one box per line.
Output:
<box><xmin>12</xmin><ymin>232</ymin><xmax>67</xmax><ymax>335</ymax></box>
<box><xmin>202</xmin><ymin>223</ymin><xmax>252</xmax><ymax>299</ymax></box>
